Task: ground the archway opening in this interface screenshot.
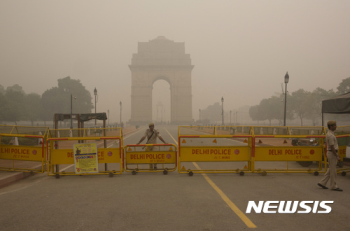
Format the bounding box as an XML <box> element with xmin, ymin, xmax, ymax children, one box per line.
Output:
<box><xmin>152</xmin><ymin>79</ymin><xmax>171</xmax><ymax>124</ymax></box>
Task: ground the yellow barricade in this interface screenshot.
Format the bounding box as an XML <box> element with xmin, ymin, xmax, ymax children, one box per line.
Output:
<box><xmin>333</xmin><ymin>126</ymin><xmax>350</xmax><ymax>176</ymax></box>
<box><xmin>47</xmin><ymin>128</ymin><xmax>123</xmax><ymax>177</ymax></box>
<box><xmin>178</xmin><ymin>126</ymin><xmax>253</xmax><ymax>176</ymax></box>
<box><xmin>124</xmin><ymin>144</ymin><xmax>177</xmax><ymax>175</ymax></box>
<box><xmin>253</xmin><ymin>126</ymin><xmax>326</xmax><ymax>175</ymax></box>
<box><xmin>0</xmin><ymin>125</ymin><xmax>48</xmax><ymax>173</ymax></box>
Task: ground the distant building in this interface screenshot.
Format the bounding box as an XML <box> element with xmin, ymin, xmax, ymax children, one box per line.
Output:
<box><xmin>129</xmin><ymin>36</ymin><xmax>194</xmax><ymax>124</ymax></box>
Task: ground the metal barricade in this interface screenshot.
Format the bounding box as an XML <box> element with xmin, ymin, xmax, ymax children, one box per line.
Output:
<box><xmin>47</xmin><ymin>127</ymin><xmax>123</xmax><ymax>177</ymax></box>
<box><xmin>0</xmin><ymin>125</ymin><xmax>48</xmax><ymax>173</ymax></box>
<box><xmin>253</xmin><ymin>126</ymin><xmax>326</xmax><ymax>175</ymax></box>
<box><xmin>124</xmin><ymin>144</ymin><xmax>177</xmax><ymax>175</ymax></box>
<box><xmin>333</xmin><ymin>126</ymin><xmax>350</xmax><ymax>176</ymax></box>
<box><xmin>178</xmin><ymin>126</ymin><xmax>253</xmax><ymax>176</ymax></box>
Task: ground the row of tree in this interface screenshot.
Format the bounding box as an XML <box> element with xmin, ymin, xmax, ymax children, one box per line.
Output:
<box><xmin>0</xmin><ymin>77</ymin><xmax>93</xmax><ymax>125</ymax></box>
<box><xmin>249</xmin><ymin>77</ymin><xmax>350</xmax><ymax>125</ymax></box>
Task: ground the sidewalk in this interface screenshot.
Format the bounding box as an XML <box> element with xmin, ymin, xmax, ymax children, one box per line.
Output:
<box><xmin>0</xmin><ymin>126</ymin><xmax>143</xmax><ymax>189</ymax></box>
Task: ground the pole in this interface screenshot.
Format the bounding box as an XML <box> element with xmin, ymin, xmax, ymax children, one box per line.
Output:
<box><xmin>70</xmin><ymin>94</ymin><xmax>73</xmax><ymax>129</ymax></box>
<box><xmin>120</xmin><ymin>101</ymin><xmax>122</xmax><ymax>126</ymax></box>
<box><xmin>108</xmin><ymin>109</ymin><xmax>109</xmax><ymax>126</ymax></box>
<box><xmin>284</xmin><ymin>83</ymin><xmax>287</xmax><ymax>126</ymax></box>
<box><xmin>236</xmin><ymin>111</ymin><xmax>238</xmax><ymax>125</ymax></box>
<box><xmin>221</xmin><ymin>97</ymin><xmax>224</xmax><ymax>125</ymax></box>
<box><xmin>95</xmin><ymin>94</ymin><xmax>97</xmax><ymax>125</ymax></box>
<box><xmin>230</xmin><ymin>110</ymin><xmax>232</xmax><ymax>125</ymax></box>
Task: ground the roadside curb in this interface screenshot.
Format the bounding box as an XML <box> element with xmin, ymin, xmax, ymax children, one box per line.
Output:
<box><xmin>0</xmin><ymin>126</ymin><xmax>144</xmax><ymax>189</ymax></box>
<box><xmin>0</xmin><ymin>165</ymin><xmax>42</xmax><ymax>189</ymax></box>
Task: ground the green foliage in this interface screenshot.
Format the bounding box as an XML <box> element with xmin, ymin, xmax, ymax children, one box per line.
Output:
<box><xmin>249</xmin><ymin>105</ymin><xmax>260</xmax><ymax>122</ymax></box>
<box><xmin>6</xmin><ymin>84</ymin><xmax>25</xmax><ymax>94</ymax></box>
<box><xmin>337</xmin><ymin>77</ymin><xmax>350</xmax><ymax>94</ymax></box>
<box><xmin>201</xmin><ymin>102</ymin><xmax>222</xmax><ymax>123</ymax></box>
<box><xmin>41</xmin><ymin>76</ymin><xmax>93</xmax><ymax>120</ymax></box>
<box><xmin>249</xmin><ymin>86</ymin><xmax>338</xmax><ymax>126</ymax></box>
<box><xmin>3</xmin><ymin>90</ymin><xmax>25</xmax><ymax>122</ymax></box>
<box><xmin>25</xmin><ymin>93</ymin><xmax>43</xmax><ymax>125</ymax></box>
<box><xmin>0</xmin><ymin>85</ymin><xmax>5</xmax><ymax>95</ymax></box>
<box><xmin>289</xmin><ymin>89</ymin><xmax>313</xmax><ymax>126</ymax></box>
<box><xmin>41</xmin><ymin>87</ymin><xmax>67</xmax><ymax>120</ymax></box>
<box><xmin>0</xmin><ymin>93</ymin><xmax>11</xmax><ymax>122</ymax></box>
<box><xmin>249</xmin><ymin>96</ymin><xmax>293</xmax><ymax>125</ymax></box>
<box><xmin>0</xmin><ymin>77</ymin><xmax>92</xmax><ymax>123</ymax></box>
<box><xmin>304</xmin><ymin>88</ymin><xmax>337</xmax><ymax>124</ymax></box>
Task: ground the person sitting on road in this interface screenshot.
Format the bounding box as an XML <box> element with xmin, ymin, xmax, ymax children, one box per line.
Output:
<box><xmin>136</xmin><ymin>123</ymin><xmax>167</xmax><ymax>170</ymax></box>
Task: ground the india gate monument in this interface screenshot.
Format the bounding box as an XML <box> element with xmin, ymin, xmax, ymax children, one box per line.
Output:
<box><xmin>129</xmin><ymin>36</ymin><xmax>194</xmax><ymax>124</ymax></box>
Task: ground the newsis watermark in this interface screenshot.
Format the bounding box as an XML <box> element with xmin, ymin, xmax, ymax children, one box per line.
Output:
<box><xmin>246</xmin><ymin>201</ymin><xmax>333</xmax><ymax>214</ymax></box>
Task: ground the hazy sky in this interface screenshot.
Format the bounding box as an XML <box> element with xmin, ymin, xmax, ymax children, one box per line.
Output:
<box><xmin>1</xmin><ymin>1</ymin><xmax>349</xmax><ymax>123</ymax></box>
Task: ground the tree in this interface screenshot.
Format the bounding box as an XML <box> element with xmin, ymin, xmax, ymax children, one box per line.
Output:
<box><xmin>25</xmin><ymin>93</ymin><xmax>43</xmax><ymax>126</ymax></box>
<box><xmin>304</xmin><ymin>88</ymin><xmax>337</xmax><ymax>125</ymax></box>
<box><xmin>249</xmin><ymin>105</ymin><xmax>261</xmax><ymax>123</ymax></box>
<box><xmin>41</xmin><ymin>87</ymin><xmax>67</xmax><ymax>120</ymax></box>
<box><xmin>336</xmin><ymin>77</ymin><xmax>350</xmax><ymax>94</ymax></box>
<box><xmin>249</xmin><ymin>96</ymin><xmax>293</xmax><ymax>126</ymax></box>
<box><xmin>0</xmin><ymin>85</ymin><xmax>5</xmax><ymax>95</ymax></box>
<box><xmin>259</xmin><ymin>97</ymin><xmax>281</xmax><ymax>126</ymax></box>
<box><xmin>41</xmin><ymin>76</ymin><xmax>93</xmax><ymax>120</ymax></box>
<box><xmin>201</xmin><ymin>102</ymin><xmax>222</xmax><ymax>123</ymax></box>
<box><xmin>3</xmin><ymin>90</ymin><xmax>25</xmax><ymax>123</ymax></box>
<box><xmin>0</xmin><ymin>93</ymin><xmax>11</xmax><ymax>123</ymax></box>
<box><xmin>6</xmin><ymin>84</ymin><xmax>25</xmax><ymax>94</ymax></box>
<box><xmin>289</xmin><ymin>89</ymin><xmax>312</xmax><ymax>126</ymax></box>
<box><xmin>57</xmin><ymin>77</ymin><xmax>94</xmax><ymax>113</ymax></box>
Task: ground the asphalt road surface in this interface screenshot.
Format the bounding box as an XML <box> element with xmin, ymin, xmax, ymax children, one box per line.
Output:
<box><xmin>0</xmin><ymin>125</ymin><xmax>349</xmax><ymax>231</ymax></box>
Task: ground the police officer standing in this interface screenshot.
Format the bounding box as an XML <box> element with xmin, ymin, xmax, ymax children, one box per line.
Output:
<box><xmin>137</xmin><ymin>123</ymin><xmax>167</xmax><ymax>169</ymax></box>
<box><xmin>318</xmin><ymin>121</ymin><xmax>343</xmax><ymax>191</ymax></box>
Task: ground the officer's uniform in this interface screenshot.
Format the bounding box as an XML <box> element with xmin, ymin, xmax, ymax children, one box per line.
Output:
<box><xmin>144</xmin><ymin>128</ymin><xmax>162</xmax><ymax>169</ymax></box>
<box><xmin>319</xmin><ymin>126</ymin><xmax>339</xmax><ymax>189</ymax></box>
<box><xmin>144</xmin><ymin>128</ymin><xmax>161</xmax><ymax>151</ymax></box>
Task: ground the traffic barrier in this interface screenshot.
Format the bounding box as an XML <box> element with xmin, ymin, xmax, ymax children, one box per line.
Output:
<box><xmin>253</xmin><ymin>126</ymin><xmax>326</xmax><ymax>175</ymax></box>
<box><xmin>124</xmin><ymin>144</ymin><xmax>177</xmax><ymax>175</ymax></box>
<box><xmin>178</xmin><ymin>126</ymin><xmax>253</xmax><ymax>176</ymax></box>
<box><xmin>0</xmin><ymin>125</ymin><xmax>48</xmax><ymax>173</ymax></box>
<box><xmin>47</xmin><ymin>127</ymin><xmax>123</xmax><ymax>177</ymax></box>
<box><xmin>333</xmin><ymin>126</ymin><xmax>350</xmax><ymax>176</ymax></box>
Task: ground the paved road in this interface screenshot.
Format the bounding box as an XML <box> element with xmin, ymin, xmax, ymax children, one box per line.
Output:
<box><xmin>0</xmin><ymin>125</ymin><xmax>349</xmax><ymax>231</ymax></box>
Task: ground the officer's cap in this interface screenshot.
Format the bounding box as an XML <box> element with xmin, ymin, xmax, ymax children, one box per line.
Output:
<box><xmin>149</xmin><ymin>123</ymin><xmax>154</xmax><ymax>127</ymax></box>
<box><xmin>327</xmin><ymin>120</ymin><xmax>336</xmax><ymax>126</ymax></box>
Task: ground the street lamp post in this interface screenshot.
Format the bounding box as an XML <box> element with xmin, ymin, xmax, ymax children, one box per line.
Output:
<box><xmin>284</xmin><ymin>72</ymin><xmax>289</xmax><ymax>126</ymax></box>
<box><xmin>107</xmin><ymin>109</ymin><xmax>109</xmax><ymax>126</ymax></box>
<box><xmin>94</xmin><ymin>88</ymin><xmax>97</xmax><ymax>126</ymax></box>
<box><xmin>70</xmin><ymin>94</ymin><xmax>73</xmax><ymax>129</ymax></box>
<box><xmin>119</xmin><ymin>101</ymin><xmax>122</xmax><ymax>127</ymax></box>
<box><xmin>221</xmin><ymin>97</ymin><xmax>224</xmax><ymax>125</ymax></box>
<box><xmin>199</xmin><ymin>109</ymin><xmax>201</xmax><ymax>123</ymax></box>
<box><xmin>230</xmin><ymin>110</ymin><xmax>232</xmax><ymax>125</ymax></box>
<box><xmin>236</xmin><ymin>111</ymin><xmax>238</xmax><ymax>125</ymax></box>
<box><xmin>70</xmin><ymin>94</ymin><xmax>77</xmax><ymax>129</ymax></box>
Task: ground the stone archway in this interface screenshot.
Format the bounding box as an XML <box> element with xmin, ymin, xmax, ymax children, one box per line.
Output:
<box><xmin>129</xmin><ymin>36</ymin><xmax>194</xmax><ymax>124</ymax></box>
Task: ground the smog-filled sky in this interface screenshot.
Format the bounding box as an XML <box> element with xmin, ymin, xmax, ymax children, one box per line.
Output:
<box><xmin>1</xmin><ymin>1</ymin><xmax>349</xmax><ymax>123</ymax></box>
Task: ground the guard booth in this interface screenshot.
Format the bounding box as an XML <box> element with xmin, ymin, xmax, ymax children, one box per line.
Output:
<box><xmin>253</xmin><ymin>126</ymin><xmax>326</xmax><ymax>175</ymax></box>
<box><xmin>178</xmin><ymin>126</ymin><xmax>253</xmax><ymax>176</ymax></box>
<box><xmin>124</xmin><ymin>144</ymin><xmax>177</xmax><ymax>175</ymax></box>
<box><xmin>0</xmin><ymin>125</ymin><xmax>48</xmax><ymax>173</ymax></box>
<box><xmin>47</xmin><ymin>113</ymin><xmax>123</xmax><ymax>177</ymax></box>
<box><xmin>54</xmin><ymin>113</ymin><xmax>108</xmax><ymax>130</ymax></box>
